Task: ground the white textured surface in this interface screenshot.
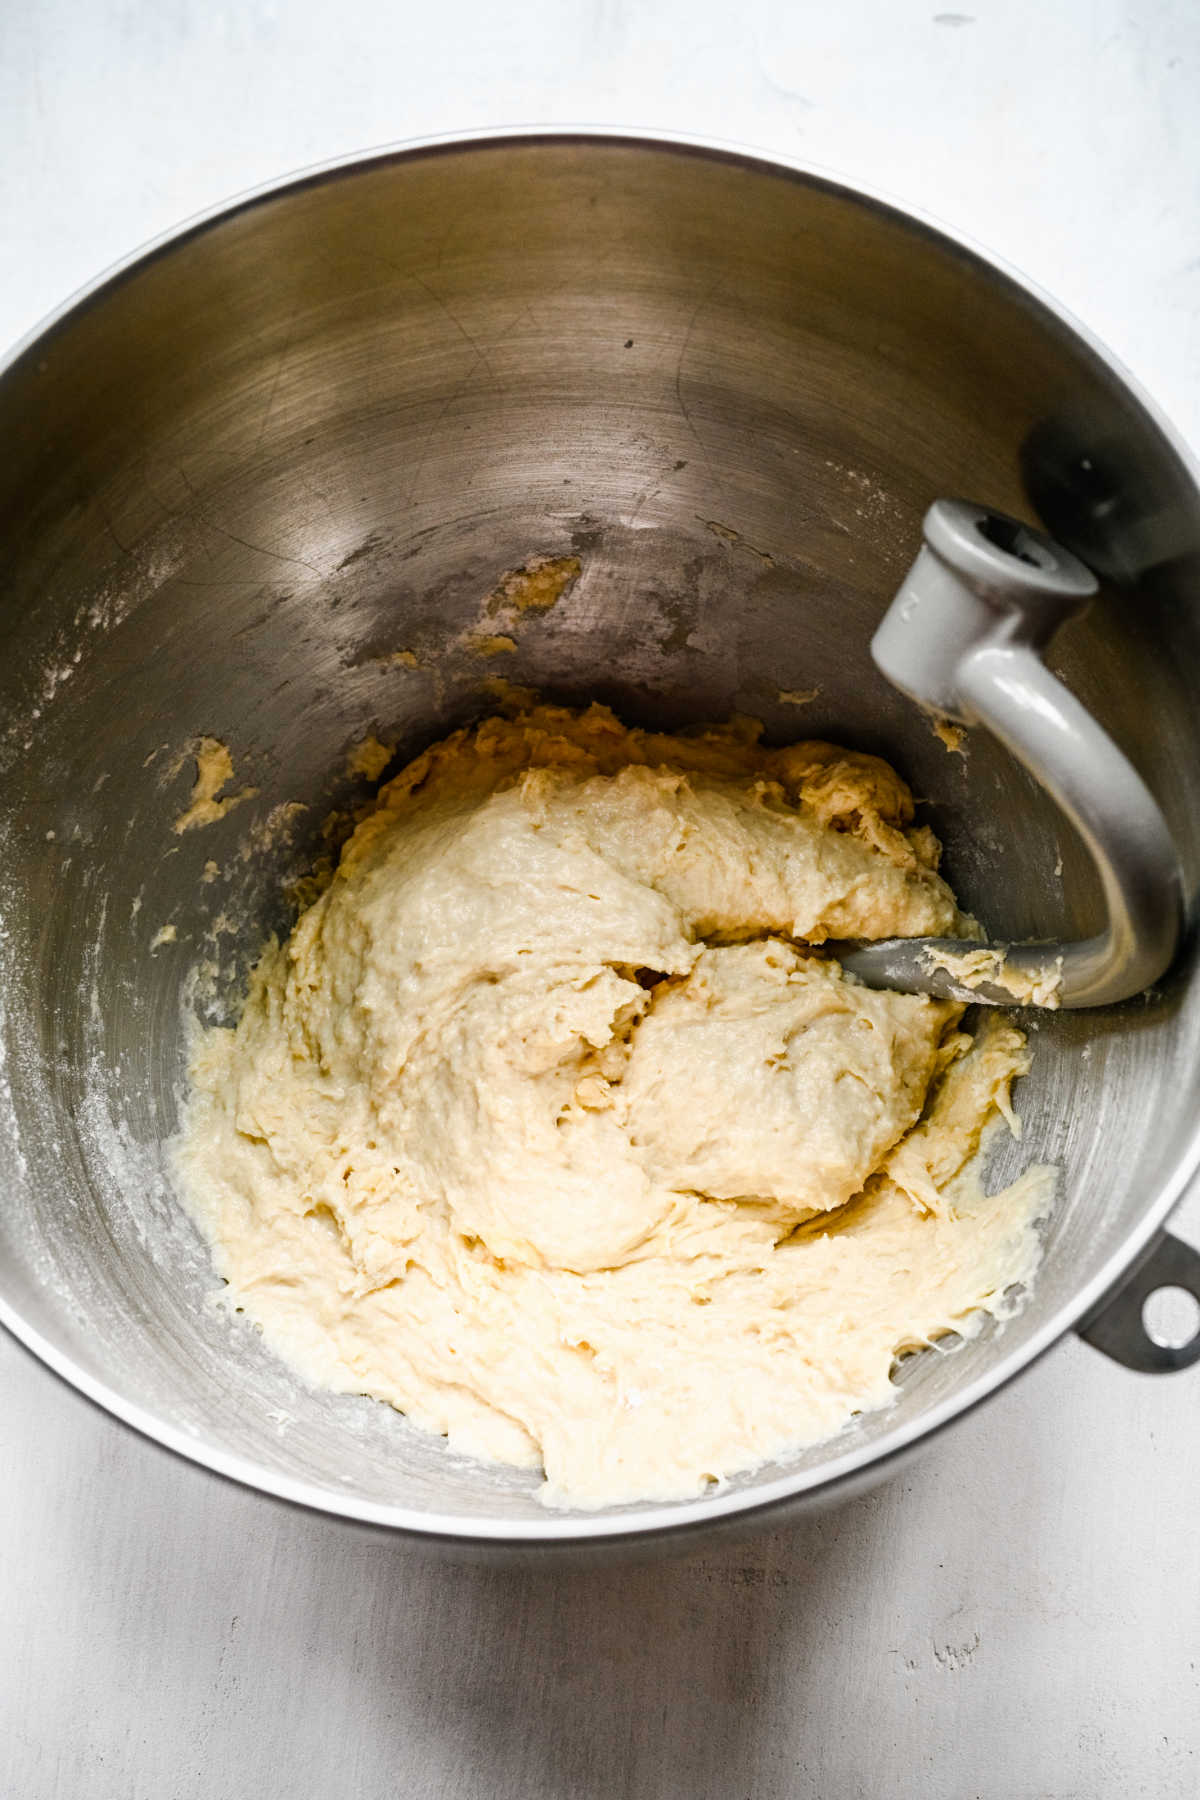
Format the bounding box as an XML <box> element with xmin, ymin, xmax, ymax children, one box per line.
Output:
<box><xmin>2</xmin><ymin>4</ymin><xmax>1199</xmax><ymax>1795</ymax></box>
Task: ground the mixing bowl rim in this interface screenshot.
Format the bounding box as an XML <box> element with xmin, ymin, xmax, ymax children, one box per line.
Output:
<box><xmin>2</xmin><ymin>124</ymin><xmax>1198</xmax><ymax>1545</ymax></box>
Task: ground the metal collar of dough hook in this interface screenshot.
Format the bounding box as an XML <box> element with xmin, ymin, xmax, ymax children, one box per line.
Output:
<box><xmin>837</xmin><ymin>498</ymin><xmax>1184</xmax><ymax>1009</ymax></box>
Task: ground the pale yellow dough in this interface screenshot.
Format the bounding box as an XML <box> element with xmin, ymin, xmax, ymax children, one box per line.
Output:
<box><xmin>175</xmin><ymin>704</ymin><xmax>1050</xmax><ymax>1508</ymax></box>
<box><xmin>172</xmin><ymin>737</ymin><xmax>257</xmax><ymax>833</ymax></box>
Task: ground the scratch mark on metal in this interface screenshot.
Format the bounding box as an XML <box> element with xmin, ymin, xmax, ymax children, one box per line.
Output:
<box><xmin>251</xmin><ymin>311</ymin><xmax>300</xmax><ymax>458</ymax></box>
<box><xmin>175</xmin><ymin>467</ymin><xmax>324</xmax><ymax>579</ymax></box>
<box><xmin>674</xmin><ymin>285</ymin><xmax>733</xmax><ymax>513</ymax></box>
<box><xmin>410</xmin><ymin>274</ymin><xmax>498</xmax><ymax>380</ymax></box>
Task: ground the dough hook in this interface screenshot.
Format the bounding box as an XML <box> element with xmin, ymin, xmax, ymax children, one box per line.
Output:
<box><xmin>837</xmin><ymin>498</ymin><xmax>1183</xmax><ymax>1009</ymax></box>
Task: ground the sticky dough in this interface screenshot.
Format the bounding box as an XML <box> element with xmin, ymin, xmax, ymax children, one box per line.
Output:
<box><xmin>175</xmin><ymin>705</ymin><xmax>1049</xmax><ymax>1508</ymax></box>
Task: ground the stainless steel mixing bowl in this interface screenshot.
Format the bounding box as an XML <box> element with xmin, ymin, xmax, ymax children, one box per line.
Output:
<box><xmin>2</xmin><ymin>131</ymin><xmax>1199</xmax><ymax>1555</ymax></box>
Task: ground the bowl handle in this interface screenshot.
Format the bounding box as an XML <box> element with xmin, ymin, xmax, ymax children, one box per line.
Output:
<box><xmin>839</xmin><ymin>498</ymin><xmax>1184</xmax><ymax>1009</ymax></box>
<box><xmin>1077</xmin><ymin>1231</ymin><xmax>1200</xmax><ymax>1373</ymax></box>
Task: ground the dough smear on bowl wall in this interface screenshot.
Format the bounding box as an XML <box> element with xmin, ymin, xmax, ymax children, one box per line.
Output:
<box><xmin>174</xmin><ymin>702</ymin><xmax>1054</xmax><ymax>1509</ymax></box>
